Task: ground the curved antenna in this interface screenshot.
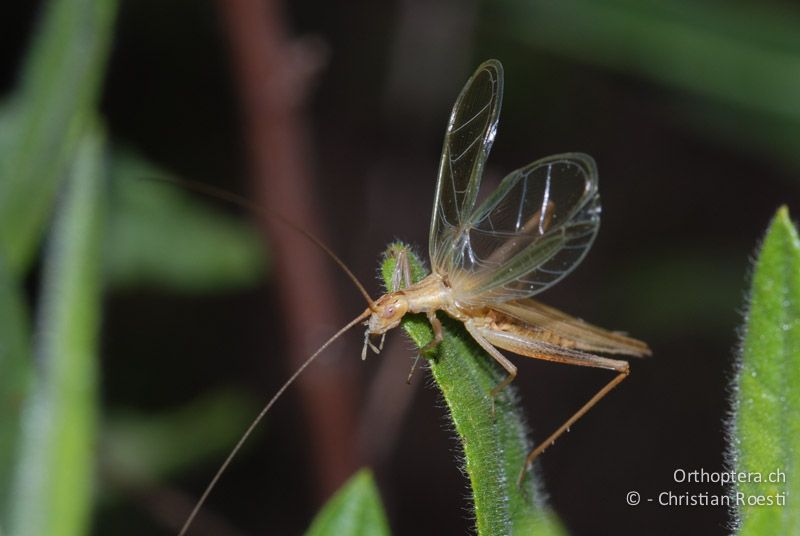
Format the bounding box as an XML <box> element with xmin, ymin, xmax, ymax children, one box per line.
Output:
<box><xmin>178</xmin><ymin>308</ymin><xmax>372</xmax><ymax>536</ymax></box>
<box><xmin>147</xmin><ymin>176</ymin><xmax>376</xmax><ymax>310</ymax></box>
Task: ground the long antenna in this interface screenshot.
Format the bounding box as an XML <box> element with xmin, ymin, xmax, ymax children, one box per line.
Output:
<box><xmin>148</xmin><ymin>176</ymin><xmax>376</xmax><ymax>310</ymax></box>
<box><xmin>178</xmin><ymin>308</ymin><xmax>372</xmax><ymax>536</ymax></box>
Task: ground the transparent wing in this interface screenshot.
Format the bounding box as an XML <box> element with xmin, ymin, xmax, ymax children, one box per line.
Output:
<box><xmin>445</xmin><ymin>153</ymin><xmax>601</xmax><ymax>305</ymax></box>
<box><xmin>429</xmin><ymin>60</ymin><xmax>503</xmax><ymax>275</ymax></box>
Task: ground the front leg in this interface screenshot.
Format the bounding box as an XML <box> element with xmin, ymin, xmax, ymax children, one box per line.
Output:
<box><xmin>388</xmin><ymin>244</ymin><xmax>414</xmax><ymax>292</ymax></box>
<box><xmin>407</xmin><ymin>311</ymin><xmax>443</xmax><ymax>384</ymax></box>
<box><xmin>421</xmin><ymin>311</ymin><xmax>443</xmax><ymax>355</ymax></box>
<box><xmin>388</xmin><ymin>245</ymin><xmax>442</xmax><ymax>354</ymax></box>
<box><xmin>386</xmin><ymin>245</ymin><xmax>444</xmax><ymax>383</ymax></box>
<box><xmin>368</xmin><ymin>244</ymin><xmax>415</xmax><ymax>358</ymax></box>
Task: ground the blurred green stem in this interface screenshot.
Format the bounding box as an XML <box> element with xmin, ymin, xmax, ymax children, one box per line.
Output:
<box><xmin>0</xmin><ymin>255</ymin><xmax>32</xmax><ymax>522</ymax></box>
<box><xmin>0</xmin><ymin>0</ymin><xmax>116</xmax><ymax>276</ymax></box>
<box><xmin>501</xmin><ymin>0</ymin><xmax>800</xmax><ymax>121</ymax></box>
<box><xmin>10</xmin><ymin>124</ymin><xmax>107</xmax><ymax>536</ymax></box>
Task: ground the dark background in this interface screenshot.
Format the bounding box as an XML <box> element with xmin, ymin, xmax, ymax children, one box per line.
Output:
<box><xmin>4</xmin><ymin>1</ymin><xmax>799</xmax><ymax>534</ymax></box>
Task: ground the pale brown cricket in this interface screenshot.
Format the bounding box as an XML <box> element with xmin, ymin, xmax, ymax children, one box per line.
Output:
<box><xmin>178</xmin><ymin>59</ymin><xmax>650</xmax><ymax>535</ymax></box>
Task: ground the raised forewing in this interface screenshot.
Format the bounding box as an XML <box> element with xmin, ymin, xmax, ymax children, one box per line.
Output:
<box><xmin>429</xmin><ymin>60</ymin><xmax>503</xmax><ymax>275</ymax></box>
<box><xmin>444</xmin><ymin>153</ymin><xmax>601</xmax><ymax>305</ymax></box>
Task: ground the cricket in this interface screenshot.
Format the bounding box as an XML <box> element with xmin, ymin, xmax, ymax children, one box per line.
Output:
<box><xmin>178</xmin><ymin>59</ymin><xmax>651</xmax><ymax>535</ymax></box>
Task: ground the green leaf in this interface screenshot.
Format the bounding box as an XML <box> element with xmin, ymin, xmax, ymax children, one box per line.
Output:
<box><xmin>495</xmin><ymin>0</ymin><xmax>800</xmax><ymax>169</ymax></box>
<box><xmin>0</xmin><ymin>0</ymin><xmax>117</xmax><ymax>275</ymax></box>
<box><xmin>105</xmin><ymin>149</ymin><xmax>267</xmax><ymax>292</ymax></box>
<box><xmin>305</xmin><ymin>469</ymin><xmax>390</xmax><ymax>536</ymax></box>
<box><xmin>0</xmin><ymin>100</ymin><xmax>19</xmax><ymax>160</ymax></box>
<box><xmin>102</xmin><ymin>389</ymin><xmax>257</xmax><ymax>489</ymax></box>
<box><xmin>380</xmin><ymin>244</ymin><xmax>566</xmax><ymax>536</ymax></box>
<box><xmin>9</xmin><ymin>124</ymin><xmax>107</xmax><ymax>536</ymax></box>
<box><xmin>731</xmin><ymin>206</ymin><xmax>799</xmax><ymax>534</ymax></box>
<box><xmin>0</xmin><ymin>253</ymin><xmax>32</xmax><ymax>522</ymax></box>
<box><xmin>498</xmin><ymin>0</ymin><xmax>800</xmax><ymax>121</ymax></box>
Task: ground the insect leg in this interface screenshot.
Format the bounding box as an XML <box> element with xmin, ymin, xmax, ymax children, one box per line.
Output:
<box><xmin>463</xmin><ymin>321</ymin><xmax>517</xmax><ymax>416</ymax></box>
<box><xmin>421</xmin><ymin>312</ymin><xmax>444</xmax><ymax>354</ymax></box>
<box><xmin>392</xmin><ymin>246</ymin><xmax>416</xmax><ymax>352</ymax></box>
<box><xmin>407</xmin><ymin>312</ymin><xmax>443</xmax><ymax>384</ymax></box>
<box><xmin>388</xmin><ymin>244</ymin><xmax>414</xmax><ymax>292</ymax></box>
<box><xmin>469</xmin><ymin>324</ymin><xmax>633</xmax><ymax>482</ymax></box>
<box><xmin>387</xmin><ymin>245</ymin><xmax>438</xmax><ymax>384</ymax></box>
<box><xmin>366</xmin><ymin>246</ymin><xmax>416</xmax><ymax>359</ymax></box>
<box><xmin>517</xmin><ymin>358</ymin><xmax>629</xmax><ymax>486</ymax></box>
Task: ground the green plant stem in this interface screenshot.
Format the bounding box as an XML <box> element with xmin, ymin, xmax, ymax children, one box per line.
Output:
<box><xmin>0</xmin><ymin>0</ymin><xmax>117</xmax><ymax>276</ymax></box>
<box><xmin>10</xmin><ymin>124</ymin><xmax>107</xmax><ymax>536</ymax></box>
<box><xmin>0</xmin><ymin>256</ymin><xmax>32</xmax><ymax>523</ymax></box>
